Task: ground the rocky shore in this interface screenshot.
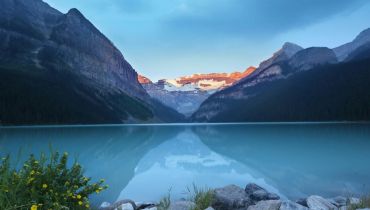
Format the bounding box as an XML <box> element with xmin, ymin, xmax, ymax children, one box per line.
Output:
<box><xmin>99</xmin><ymin>183</ymin><xmax>368</xmax><ymax>210</ymax></box>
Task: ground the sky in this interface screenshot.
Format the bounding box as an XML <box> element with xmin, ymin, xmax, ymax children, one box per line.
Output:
<box><xmin>44</xmin><ymin>0</ymin><xmax>370</xmax><ymax>81</ymax></box>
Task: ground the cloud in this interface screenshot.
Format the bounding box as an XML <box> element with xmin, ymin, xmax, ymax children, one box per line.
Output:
<box><xmin>162</xmin><ymin>0</ymin><xmax>367</xmax><ymax>40</ymax></box>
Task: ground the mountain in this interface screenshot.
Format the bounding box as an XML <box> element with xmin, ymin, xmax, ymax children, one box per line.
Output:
<box><xmin>334</xmin><ymin>28</ymin><xmax>370</xmax><ymax>61</ymax></box>
<box><xmin>191</xmin><ymin>35</ymin><xmax>370</xmax><ymax>122</ymax></box>
<box><xmin>0</xmin><ymin>0</ymin><xmax>184</xmax><ymax>125</ymax></box>
<box><xmin>160</xmin><ymin>67</ymin><xmax>256</xmax><ymax>92</ymax></box>
<box><xmin>139</xmin><ymin>67</ymin><xmax>256</xmax><ymax>116</ymax></box>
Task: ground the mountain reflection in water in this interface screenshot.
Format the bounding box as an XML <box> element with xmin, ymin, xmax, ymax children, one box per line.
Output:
<box><xmin>1</xmin><ymin>123</ymin><xmax>369</xmax><ymax>205</ymax></box>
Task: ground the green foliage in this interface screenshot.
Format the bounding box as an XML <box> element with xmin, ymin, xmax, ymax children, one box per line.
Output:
<box><xmin>157</xmin><ymin>190</ymin><xmax>171</xmax><ymax>210</ymax></box>
<box><xmin>187</xmin><ymin>184</ymin><xmax>215</xmax><ymax>210</ymax></box>
<box><xmin>0</xmin><ymin>152</ymin><xmax>107</xmax><ymax>210</ymax></box>
<box><xmin>347</xmin><ymin>195</ymin><xmax>370</xmax><ymax>210</ymax></box>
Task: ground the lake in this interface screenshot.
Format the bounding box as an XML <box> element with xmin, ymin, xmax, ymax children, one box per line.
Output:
<box><xmin>1</xmin><ymin>123</ymin><xmax>370</xmax><ymax>205</ymax></box>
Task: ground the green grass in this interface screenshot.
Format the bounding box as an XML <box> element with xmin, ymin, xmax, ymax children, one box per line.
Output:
<box><xmin>157</xmin><ymin>190</ymin><xmax>171</xmax><ymax>210</ymax></box>
<box><xmin>0</xmin><ymin>151</ymin><xmax>107</xmax><ymax>210</ymax></box>
<box><xmin>156</xmin><ymin>185</ymin><xmax>215</xmax><ymax>210</ymax></box>
<box><xmin>347</xmin><ymin>195</ymin><xmax>370</xmax><ymax>210</ymax></box>
<box><xmin>186</xmin><ymin>184</ymin><xmax>215</xmax><ymax>210</ymax></box>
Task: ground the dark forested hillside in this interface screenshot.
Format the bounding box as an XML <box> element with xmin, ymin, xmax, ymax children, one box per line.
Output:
<box><xmin>0</xmin><ymin>64</ymin><xmax>154</xmax><ymax>125</ymax></box>
<box><xmin>0</xmin><ymin>0</ymin><xmax>184</xmax><ymax>125</ymax></box>
<box><xmin>192</xmin><ymin>58</ymin><xmax>370</xmax><ymax>122</ymax></box>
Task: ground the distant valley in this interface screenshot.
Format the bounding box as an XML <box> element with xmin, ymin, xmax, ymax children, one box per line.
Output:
<box><xmin>138</xmin><ymin>67</ymin><xmax>256</xmax><ymax>115</ymax></box>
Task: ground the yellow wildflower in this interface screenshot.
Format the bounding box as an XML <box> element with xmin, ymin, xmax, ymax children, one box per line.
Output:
<box><xmin>42</xmin><ymin>184</ymin><xmax>48</xmax><ymax>189</ymax></box>
<box><xmin>85</xmin><ymin>204</ymin><xmax>90</xmax><ymax>208</ymax></box>
<box><xmin>30</xmin><ymin>204</ymin><xmax>38</xmax><ymax>210</ymax></box>
<box><xmin>78</xmin><ymin>201</ymin><xmax>83</xmax><ymax>206</ymax></box>
<box><xmin>30</xmin><ymin>170</ymin><xmax>35</xmax><ymax>175</ymax></box>
<box><xmin>77</xmin><ymin>194</ymin><xmax>82</xmax><ymax>199</ymax></box>
<box><xmin>27</xmin><ymin>177</ymin><xmax>35</xmax><ymax>184</ymax></box>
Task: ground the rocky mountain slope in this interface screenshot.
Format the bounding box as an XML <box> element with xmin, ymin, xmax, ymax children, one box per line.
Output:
<box><xmin>0</xmin><ymin>0</ymin><xmax>184</xmax><ymax>125</ymax></box>
<box><xmin>139</xmin><ymin>67</ymin><xmax>256</xmax><ymax>116</ymax></box>
<box><xmin>192</xmin><ymin>30</ymin><xmax>370</xmax><ymax>122</ymax></box>
<box><xmin>334</xmin><ymin>28</ymin><xmax>370</xmax><ymax>61</ymax></box>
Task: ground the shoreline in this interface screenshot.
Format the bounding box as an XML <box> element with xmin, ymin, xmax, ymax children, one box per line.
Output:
<box><xmin>1</xmin><ymin>121</ymin><xmax>370</xmax><ymax>129</ymax></box>
<box><xmin>99</xmin><ymin>183</ymin><xmax>367</xmax><ymax>210</ymax></box>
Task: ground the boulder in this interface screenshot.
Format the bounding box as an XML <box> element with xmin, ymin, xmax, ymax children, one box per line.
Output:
<box><xmin>247</xmin><ymin>200</ymin><xmax>281</xmax><ymax>210</ymax></box>
<box><xmin>100</xmin><ymin>202</ymin><xmax>111</xmax><ymax>208</ymax></box>
<box><xmin>328</xmin><ymin>196</ymin><xmax>347</xmax><ymax>207</ymax></box>
<box><xmin>213</xmin><ymin>185</ymin><xmax>252</xmax><ymax>210</ymax></box>
<box><xmin>245</xmin><ymin>183</ymin><xmax>280</xmax><ymax>201</ymax></box>
<box><xmin>296</xmin><ymin>198</ymin><xmax>308</xmax><ymax>207</ymax></box>
<box><xmin>279</xmin><ymin>201</ymin><xmax>308</xmax><ymax>210</ymax></box>
<box><xmin>136</xmin><ymin>202</ymin><xmax>157</xmax><ymax>210</ymax></box>
<box><xmin>169</xmin><ymin>201</ymin><xmax>195</xmax><ymax>210</ymax></box>
<box><xmin>349</xmin><ymin>197</ymin><xmax>360</xmax><ymax>205</ymax></box>
<box><xmin>306</xmin><ymin>195</ymin><xmax>338</xmax><ymax>210</ymax></box>
<box><xmin>117</xmin><ymin>203</ymin><xmax>135</xmax><ymax>210</ymax></box>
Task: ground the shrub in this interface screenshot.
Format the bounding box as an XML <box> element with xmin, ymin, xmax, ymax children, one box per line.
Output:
<box><xmin>348</xmin><ymin>195</ymin><xmax>370</xmax><ymax>210</ymax></box>
<box><xmin>187</xmin><ymin>184</ymin><xmax>215</xmax><ymax>210</ymax></box>
<box><xmin>157</xmin><ymin>190</ymin><xmax>171</xmax><ymax>210</ymax></box>
<box><xmin>0</xmin><ymin>151</ymin><xmax>107</xmax><ymax>210</ymax></box>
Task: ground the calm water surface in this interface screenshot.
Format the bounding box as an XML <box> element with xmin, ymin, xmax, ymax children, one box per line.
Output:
<box><xmin>1</xmin><ymin>123</ymin><xmax>370</xmax><ymax>205</ymax></box>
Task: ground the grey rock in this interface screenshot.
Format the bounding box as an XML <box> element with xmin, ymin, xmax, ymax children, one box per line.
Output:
<box><xmin>245</xmin><ymin>183</ymin><xmax>280</xmax><ymax>201</ymax></box>
<box><xmin>289</xmin><ymin>47</ymin><xmax>338</xmax><ymax>71</ymax></box>
<box><xmin>118</xmin><ymin>203</ymin><xmax>135</xmax><ymax>210</ymax></box>
<box><xmin>356</xmin><ymin>208</ymin><xmax>370</xmax><ymax>210</ymax></box>
<box><xmin>329</xmin><ymin>196</ymin><xmax>347</xmax><ymax>207</ymax></box>
<box><xmin>136</xmin><ymin>202</ymin><xmax>157</xmax><ymax>210</ymax></box>
<box><xmin>204</xmin><ymin>207</ymin><xmax>215</xmax><ymax>210</ymax></box>
<box><xmin>279</xmin><ymin>201</ymin><xmax>308</xmax><ymax>210</ymax></box>
<box><xmin>100</xmin><ymin>202</ymin><xmax>112</xmax><ymax>208</ymax></box>
<box><xmin>142</xmin><ymin>82</ymin><xmax>210</xmax><ymax>116</ymax></box>
<box><xmin>306</xmin><ymin>195</ymin><xmax>338</xmax><ymax>210</ymax></box>
<box><xmin>257</xmin><ymin>42</ymin><xmax>303</xmax><ymax>71</ymax></box>
<box><xmin>349</xmin><ymin>197</ymin><xmax>360</xmax><ymax>205</ymax></box>
<box><xmin>169</xmin><ymin>201</ymin><xmax>195</xmax><ymax>210</ymax></box>
<box><xmin>296</xmin><ymin>198</ymin><xmax>308</xmax><ymax>207</ymax></box>
<box><xmin>334</xmin><ymin>28</ymin><xmax>370</xmax><ymax>61</ymax></box>
<box><xmin>0</xmin><ymin>0</ymin><xmax>185</xmax><ymax>123</ymax></box>
<box><xmin>213</xmin><ymin>185</ymin><xmax>252</xmax><ymax>210</ymax></box>
<box><xmin>247</xmin><ymin>200</ymin><xmax>281</xmax><ymax>210</ymax></box>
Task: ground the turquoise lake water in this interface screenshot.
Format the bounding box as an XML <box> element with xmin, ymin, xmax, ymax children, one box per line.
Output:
<box><xmin>1</xmin><ymin>123</ymin><xmax>370</xmax><ymax>205</ymax></box>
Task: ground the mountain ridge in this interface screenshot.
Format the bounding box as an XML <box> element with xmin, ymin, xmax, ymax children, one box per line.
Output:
<box><xmin>0</xmin><ymin>0</ymin><xmax>184</xmax><ymax>125</ymax></box>
<box><xmin>138</xmin><ymin>67</ymin><xmax>256</xmax><ymax>115</ymax></box>
<box><xmin>191</xmin><ymin>29</ymin><xmax>370</xmax><ymax>122</ymax></box>
<box><xmin>333</xmin><ymin>28</ymin><xmax>370</xmax><ymax>61</ymax></box>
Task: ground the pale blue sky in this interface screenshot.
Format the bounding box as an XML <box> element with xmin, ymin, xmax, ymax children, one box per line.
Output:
<box><xmin>44</xmin><ymin>0</ymin><xmax>370</xmax><ymax>81</ymax></box>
